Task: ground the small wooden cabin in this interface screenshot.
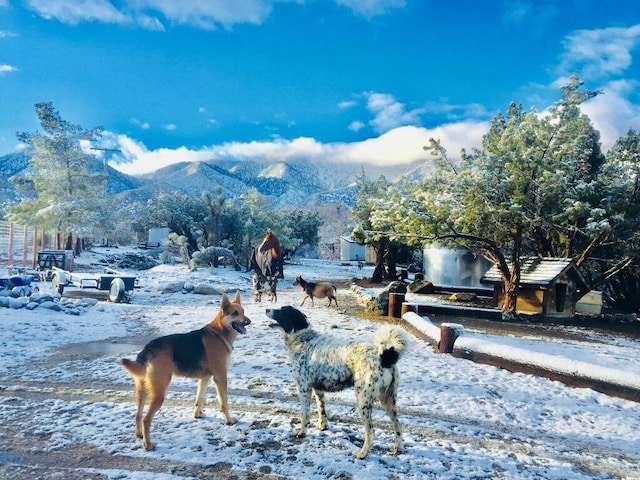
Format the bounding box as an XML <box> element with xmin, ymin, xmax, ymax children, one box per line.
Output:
<box><xmin>481</xmin><ymin>257</ymin><xmax>590</xmax><ymax>317</ymax></box>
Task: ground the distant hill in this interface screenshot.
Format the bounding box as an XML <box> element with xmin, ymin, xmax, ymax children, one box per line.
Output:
<box><xmin>0</xmin><ymin>153</ymin><xmax>430</xmax><ymax>211</ymax></box>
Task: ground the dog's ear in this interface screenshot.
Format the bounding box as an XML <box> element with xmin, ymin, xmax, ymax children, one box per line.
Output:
<box><xmin>220</xmin><ymin>293</ymin><xmax>230</xmax><ymax>311</ymax></box>
<box><xmin>283</xmin><ymin>306</ymin><xmax>309</xmax><ymax>332</ymax></box>
<box><xmin>233</xmin><ymin>290</ymin><xmax>241</xmax><ymax>304</ymax></box>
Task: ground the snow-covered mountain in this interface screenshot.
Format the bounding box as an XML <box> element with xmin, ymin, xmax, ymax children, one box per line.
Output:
<box><xmin>0</xmin><ymin>153</ymin><xmax>427</xmax><ymax>209</ymax></box>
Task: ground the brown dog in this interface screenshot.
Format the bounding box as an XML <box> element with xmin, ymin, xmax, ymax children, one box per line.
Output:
<box><xmin>293</xmin><ymin>275</ymin><xmax>338</xmax><ymax>307</ymax></box>
<box><xmin>119</xmin><ymin>291</ymin><xmax>251</xmax><ymax>450</ymax></box>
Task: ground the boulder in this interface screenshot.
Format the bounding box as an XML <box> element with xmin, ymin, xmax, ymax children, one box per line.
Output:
<box><xmin>407</xmin><ymin>279</ymin><xmax>435</xmax><ymax>294</ymax></box>
<box><xmin>40</xmin><ymin>301</ymin><xmax>63</xmax><ymax>312</ymax></box>
<box><xmin>193</xmin><ymin>283</ymin><xmax>220</xmax><ymax>295</ymax></box>
<box><xmin>367</xmin><ymin>281</ymin><xmax>407</xmax><ymax>313</ymax></box>
<box><xmin>162</xmin><ymin>281</ymin><xmax>185</xmax><ymax>294</ymax></box>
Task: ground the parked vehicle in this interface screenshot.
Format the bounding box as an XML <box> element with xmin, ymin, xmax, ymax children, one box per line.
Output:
<box><xmin>51</xmin><ymin>266</ymin><xmax>139</xmax><ymax>303</ymax></box>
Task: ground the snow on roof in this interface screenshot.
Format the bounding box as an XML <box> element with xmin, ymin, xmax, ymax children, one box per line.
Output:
<box><xmin>481</xmin><ymin>257</ymin><xmax>588</xmax><ymax>288</ymax></box>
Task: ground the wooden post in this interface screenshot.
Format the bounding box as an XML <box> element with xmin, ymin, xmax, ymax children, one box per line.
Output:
<box><xmin>401</xmin><ymin>302</ymin><xmax>414</xmax><ymax>317</ymax></box>
<box><xmin>22</xmin><ymin>224</ymin><xmax>28</xmax><ymax>270</ymax></box>
<box><xmin>7</xmin><ymin>222</ymin><xmax>13</xmax><ymax>275</ymax></box>
<box><xmin>388</xmin><ymin>292</ymin><xmax>405</xmax><ymax>318</ymax></box>
<box><xmin>32</xmin><ymin>226</ymin><xmax>38</xmax><ymax>269</ymax></box>
<box><xmin>439</xmin><ymin>323</ymin><xmax>464</xmax><ymax>353</ymax></box>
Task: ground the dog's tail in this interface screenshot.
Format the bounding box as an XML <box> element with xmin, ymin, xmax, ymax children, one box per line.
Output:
<box><xmin>374</xmin><ymin>326</ymin><xmax>410</xmax><ymax>368</ymax></box>
<box><xmin>119</xmin><ymin>358</ymin><xmax>146</xmax><ymax>378</ymax></box>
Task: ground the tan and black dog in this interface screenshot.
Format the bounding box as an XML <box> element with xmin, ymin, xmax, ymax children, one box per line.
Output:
<box><xmin>120</xmin><ymin>291</ymin><xmax>251</xmax><ymax>450</ymax></box>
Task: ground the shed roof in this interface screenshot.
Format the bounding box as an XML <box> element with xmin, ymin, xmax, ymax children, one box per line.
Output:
<box><xmin>481</xmin><ymin>257</ymin><xmax>588</xmax><ymax>289</ymax></box>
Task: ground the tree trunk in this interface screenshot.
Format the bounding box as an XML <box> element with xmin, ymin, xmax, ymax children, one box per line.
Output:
<box><xmin>385</xmin><ymin>244</ymin><xmax>398</xmax><ymax>280</ymax></box>
<box><xmin>371</xmin><ymin>243</ymin><xmax>386</xmax><ymax>283</ymax></box>
<box><xmin>502</xmin><ymin>278</ymin><xmax>518</xmax><ymax>314</ymax></box>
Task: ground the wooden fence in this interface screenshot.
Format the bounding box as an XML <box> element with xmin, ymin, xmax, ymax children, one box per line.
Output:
<box><xmin>0</xmin><ymin>221</ymin><xmax>57</xmax><ymax>274</ymax></box>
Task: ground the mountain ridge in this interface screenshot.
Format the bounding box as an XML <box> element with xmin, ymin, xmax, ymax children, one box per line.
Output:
<box><xmin>0</xmin><ymin>152</ymin><xmax>431</xmax><ymax>210</ymax></box>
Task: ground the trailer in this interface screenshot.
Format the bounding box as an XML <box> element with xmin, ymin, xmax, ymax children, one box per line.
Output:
<box><xmin>36</xmin><ymin>250</ymin><xmax>74</xmax><ymax>280</ymax></box>
<box><xmin>51</xmin><ymin>266</ymin><xmax>139</xmax><ymax>303</ymax></box>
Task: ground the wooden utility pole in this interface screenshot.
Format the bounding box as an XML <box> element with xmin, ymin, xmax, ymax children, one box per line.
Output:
<box><xmin>91</xmin><ymin>147</ymin><xmax>121</xmax><ymax>197</ymax></box>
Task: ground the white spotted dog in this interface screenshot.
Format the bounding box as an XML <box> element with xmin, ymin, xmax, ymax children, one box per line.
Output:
<box><xmin>252</xmin><ymin>274</ymin><xmax>277</xmax><ymax>303</ymax></box>
<box><xmin>266</xmin><ymin>305</ymin><xmax>410</xmax><ymax>459</ymax></box>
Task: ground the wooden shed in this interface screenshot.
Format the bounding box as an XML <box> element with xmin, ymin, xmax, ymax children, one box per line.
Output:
<box><xmin>480</xmin><ymin>257</ymin><xmax>590</xmax><ymax>317</ymax></box>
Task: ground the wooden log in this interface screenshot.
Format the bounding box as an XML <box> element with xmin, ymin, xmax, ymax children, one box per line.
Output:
<box><xmin>439</xmin><ymin>322</ymin><xmax>464</xmax><ymax>353</ymax></box>
<box><xmin>388</xmin><ymin>292</ymin><xmax>405</xmax><ymax>318</ymax></box>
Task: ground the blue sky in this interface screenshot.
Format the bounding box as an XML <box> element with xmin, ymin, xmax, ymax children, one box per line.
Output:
<box><xmin>1</xmin><ymin>0</ymin><xmax>639</xmax><ymax>175</ymax></box>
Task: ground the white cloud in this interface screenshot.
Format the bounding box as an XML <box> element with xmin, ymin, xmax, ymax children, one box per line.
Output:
<box><xmin>99</xmin><ymin>90</ymin><xmax>638</xmax><ymax>176</ymax></box>
<box><xmin>164</xmin><ymin>123</ymin><xmax>177</xmax><ymax>131</ymax></box>
<box><xmin>109</xmin><ymin>134</ymin><xmax>216</xmax><ymax>174</ymax></box>
<box><xmin>25</xmin><ymin>0</ymin><xmax>278</xmax><ymax>30</ymax></box>
<box><xmin>559</xmin><ymin>24</ymin><xmax>640</xmax><ymax>80</ymax></box>
<box><xmin>0</xmin><ymin>64</ymin><xmax>17</xmax><ymax>75</ymax></box>
<box><xmin>133</xmin><ymin>13</ymin><xmax>165</xmax><ymax>31</ymax></box>
<box><xmin>348</xmin><ymin>120</ymin><xmax>365</xmax><ymax>132</ymax></box>
<box><xmin>25</xmin><ymin>0</ymin><xmax>128</xmax><ymax>25</ymax></box>
<box><xmin>341</xmin><ymin>122</ymin><xmax>487</xmax><ymax>166</ymax></box>
<box><xmin>366</xmin><ymin>92</ymin><xmax>425</xmax><ymax>134</ymax></box>
<box><xmin>503</xmin><ymin>1</ymin><xmax>531</xmax><ymax>24</ymax></box>
<box><xmin>338</xmin><ymin>100</ymin><xmax>357</xmax><ymax>109</ymax></box>
<box><xmin>581</xmin><ymin>79</ymin><xmax>640</xmax><ymax>150</ymax></box>
<box><xmin>334</xmin><ymin>0</ymin><xmax>406</xmax><ymax>19</ymax></box>
<box><xmin>24</xmin><ymin>0</ymin><xmax>406</xmax><ymax>29</ymax></box>
<box><xmin>107</xmin><ymin>120</ymin><xmax>487</xmax><ymax>175</ymax></box>
<box><xmin>128</xmin><ymin>0</ymin><xmax>274</xmax><ymax>29</ymax></box>
<box><xmin>129</xmin><ymin>118</ymin><xmax>150</xmax><ymax>130</ymax></box>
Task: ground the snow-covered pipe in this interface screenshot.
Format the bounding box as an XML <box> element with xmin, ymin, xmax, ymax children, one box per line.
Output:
<box><xmin>402</xmin><ymin>310</ymin><xmax>640</xmax><ymax>402</ymax></box>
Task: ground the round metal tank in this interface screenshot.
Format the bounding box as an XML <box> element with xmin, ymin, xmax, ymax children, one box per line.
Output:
<box><xmin>422</xmin><ymin>245</ymin><xmax>491</xmax><ymax>287</ymax></box>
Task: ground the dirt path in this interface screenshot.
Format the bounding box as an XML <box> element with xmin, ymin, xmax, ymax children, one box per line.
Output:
<box><xmin>2</xmin><ymin>375</ymin><xmax>639</xmax><ymax>479</ymax></box>
<box><xmin>1</xmin><ymin>283</ymin><xmax>639</xmax><ymax>479</ymax></box>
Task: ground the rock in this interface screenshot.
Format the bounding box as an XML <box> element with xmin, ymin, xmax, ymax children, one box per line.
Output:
<box><xmin>367</xmin><ymin>281</ymin><xmax>407</xmax><ymax>313</ymax></box>
<box><xmin>407</xmin><ymin>279</ymin><xmax>435</xmax><ymax>294</ymax></box>
<box><xmin>31</xmin><ymin>293</ymin><xmax>55</xmax><ymax>303</ymax></box>
<box><xmin>193</xmin><ymin>283</ymin><xmax>220</xmax><ymax>295</ymax></box>
<box><xmin>40</xmin><ymin>301</ymin><xmax>63</xmax><ymax>311</ymax></box>
<box><xmin>162</xmin><ymin>281</ymin><xmax>185</xmax><ymax>294</ymax></box>
<box><xmin>9</xmin><ymin>297</ymin><xmax>27</xmax><ymax>309</ymax></box>
<box><xmin>81</xmin><ymin>297</ymin><xmax>99</xmax><ymax>307</ymax></box>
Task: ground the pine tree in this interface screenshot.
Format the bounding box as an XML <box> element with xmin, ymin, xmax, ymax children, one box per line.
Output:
<box><xmin>9</xmin><ymin>102</ymin><xmax>106</xmax><ymax>249</ymax></box>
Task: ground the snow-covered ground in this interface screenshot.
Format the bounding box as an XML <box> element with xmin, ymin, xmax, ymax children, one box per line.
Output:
<box><xmin>1</xmin><ymin>247</ymin><xmax>639</xmax><ymax>479</ymax></box>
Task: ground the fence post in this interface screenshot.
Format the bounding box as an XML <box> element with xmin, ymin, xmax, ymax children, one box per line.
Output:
<box><xmin>388</xmin><ymin>292</ymin><xmax>405</xmax><ymax>318</ymax></box>
<box><xmin>439</xmin><ymin>323</ymin><xmax>464</xmax><ymax>353</ymax></box>
<box><xmin>21</xmin><ymin>224</ymin><xmax>28</xmax><ymax>270</ymax></box>
<box><xmin>401</xmin><ymin>302</ymin><xmax>414</xmax><ymax>317</ymax></box>
<box><xmin>7</xmin><ymin>222</ymin><xmax>14</xmax><ymax>274</ymax></box>
<box><xmin>31</xmin><ymin>226</ymin><xmax>38</xmax><ymax>269</ymax></box>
